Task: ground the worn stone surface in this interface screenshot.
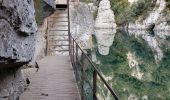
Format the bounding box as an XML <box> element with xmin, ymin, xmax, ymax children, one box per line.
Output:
<box><xmin>0</xmin><ymin>0</ymin><xmax>37</xmax><ymax>68</ymax></box>
<box><xmin>94</xmin><ymin>0</ymin><xmax>116</xmax><ymax>55</ymax></box>
<box><xmin>70</xmin><ymin>2</ymin><xmax>94</xmax><ymax>49</ymax></box>
<box><xmin>0</xmin><ymin>69</ymin><xmax>28</xmax><ymax>100</ymax></box>
<box><xmin>95</xmin><ymin>29</ymin><xmax>116</xmax><ymax>55</ymax></box>
<box><xmin>128</xmin><ymin>0</ymin><xmax>170</xmax><ymax>30</ymax></box>
<box><xmin>43</xmin><ymin>0</ymin><xmax>56</xmax><ymax>9</ymax></box>
<box><xmin>95</xmin><ymin>0</ymin><xmax>116</xmax><ymax>28</ymax></box>
<box><xmin>128</xmin><ymin>30</ymin><xmax>164</xmax><ymax>62</ymax></box>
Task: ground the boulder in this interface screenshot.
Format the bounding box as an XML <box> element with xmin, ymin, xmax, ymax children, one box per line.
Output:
<box><xmin>43</xmin><ymin>0</ymin><xmax>56</xmax><ymax>9</ymax></box>
<box><xmin>70</xmin><ymin>3</ymin><xmax>94</xmax><ymax>49</ymax></box>
<box><xmin>95</xmin><ymin>0</ymin><xmax>116</xmax><ymax>28</ymax></box>
<box><xmin>0</xmin><ymin>0</ymin><xmax>37</xmax><ymax>68</ymax></box>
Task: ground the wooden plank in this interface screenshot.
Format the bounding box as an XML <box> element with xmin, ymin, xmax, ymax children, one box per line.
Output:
<box><xmin>20</xmin><ymin>56</ymin><xmax>80</xmax><ymax>100</ymax></box>
<box><xmin>55</xmin><ymin>0</ymin><xmax>67</xmax><ymax>5</ymax></box>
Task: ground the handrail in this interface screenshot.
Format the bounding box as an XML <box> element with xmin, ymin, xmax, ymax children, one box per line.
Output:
<box><xmin>70</xmin><ymin>37</ymin><xmax>119</xmax><ymax>100</ymax></box>
<box><xmin>67</xmin><ymin>0</ymin><xmax>119</xmax><ymax>100</ymax></box>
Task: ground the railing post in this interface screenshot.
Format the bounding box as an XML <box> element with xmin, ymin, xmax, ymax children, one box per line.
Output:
<box><xmin>46</xmin><ymin>18</ymin><xmax>49</xmax><ymax>56</ymax></box>
<box><xmin>67</xmin><ymin>0</ymin><xmax>71</xmax><ymax>56</ymax></box>
<box><xmin>73</xmin><ymin>39</ymin><xmax>75</xmax><ymax>65</ymax></box>
<box><xmin>93</xmin><ymin>70</ymin><xmax>97</xmax><ymax>100</ymax></box>
<box><xmin>76</xmin><ymin>44</ymin><xmax>78</xmax><ymax>64</ymax></box>
<box><xmin>80</xmin><ymin>53</ymin><xmax>85</xmax><ymax>100</ymax></box>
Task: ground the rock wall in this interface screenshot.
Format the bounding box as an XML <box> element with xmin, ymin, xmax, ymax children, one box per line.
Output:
<box><xmin>128</xmin><ymin>0</ymin><xmax>170</xmax><ymax>30</ymax></box>
<box><xmin>43</xmin><ymin>0</ymin><xmax>56</xmax><ymax>9</ymax></box>
<box><xmin>94</xmin><ymin>0</ymin><xmax>117</xmax><ymax>55</ymax></box>
<box><xmin>0</xmin><ymin>0</ymin><xmax>38</xmax><ymax>99</ymax></box>
<box><xmin>70</xmin><ymin>2</ymin><xmax>94</xmax><ymax>49</ymax></box>
<box><xmin>0</xmin><ymin>0</ymin><xmax>37</xmax><ymax>69</ymax></box>
<box><xmin>128</xmin><ymin>30</ymin><xmax>164</xmax><ymax>62</ymax></box>
<box><xmin>95</xmin><ymin>0</ymin><xmax>116</xmax><ymax>29</ymax></box>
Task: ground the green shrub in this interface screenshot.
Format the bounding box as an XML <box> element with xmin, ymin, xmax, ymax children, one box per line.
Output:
<box><xmin>34</xmin><ymin>0</ymin><xmax>44</xmax><ymax>25</ymax></box>
<box><xmin>110</xmin><ymin>0</ymin><xmax>156</xmax><ymax>25</ymax></box>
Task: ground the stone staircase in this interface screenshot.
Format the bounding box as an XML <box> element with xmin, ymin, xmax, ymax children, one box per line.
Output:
<box><xmin>47</xmin><ymin>9</ymin><xmax>70</xmax><ymax>56</ymax></box>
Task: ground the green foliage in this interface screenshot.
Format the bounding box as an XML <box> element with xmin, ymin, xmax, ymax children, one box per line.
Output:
<box><xmin>165</xmin><ymin>0</ymin><xmax>170</xmax><ymax>10</ymax></box>
<box><xmin>110</xmin><ymin>0</ymin><xmax>156</xmax><ymax>25</ymax></box>
<box><xmin>110</xmin><ymin>0</ymin><xmax>130</xmax><ymax>25</ymax></box>
<box><xmin>92</xmin><ymin>30</ymin><xmax>170</xmax><ymax>99</ymax></box>
<box><xmin>34</xmin><ymin>0</ymin><xmax>44</xmax><ymax>25</ymax></box>
<box><xmin>93</xmin><ymin>9</ymin><xmax>98</xmax><ymax>20</ymax></box>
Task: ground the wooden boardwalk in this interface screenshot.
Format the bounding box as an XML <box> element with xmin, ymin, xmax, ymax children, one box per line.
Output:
<box><xmin>20</xmin><ymin>1</ymin><xmax>81</xmax><ymax>100</ymax></box>
<box><xmin>20</xmin><ymin>56</ymin><xmax>80</xmax><ymax>100</ymax></box>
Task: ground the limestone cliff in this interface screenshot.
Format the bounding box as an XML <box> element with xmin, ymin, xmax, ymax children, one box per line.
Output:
<box><xmin>0</xmin><ymin>0</ymin><xmax>37</xmax><ymax>68</ymax></box>
<box><xmin>128</xmin><ymin>0</ymin><xmax>170</xmax><ymax>30</ymax></box>
<box><xmin>0</xmin><ymin>0</ymin><xmax>38</xmax><ymax>99</ymax></box>
<box><xmin>70</xmin><ymin>2</ymin><xmax>94</xmax><ymax>49</ymax></box>
<box><xmin>95</xmin><ymin>0</ymin><xmax>117</xmax><ymax>55</ymax></box>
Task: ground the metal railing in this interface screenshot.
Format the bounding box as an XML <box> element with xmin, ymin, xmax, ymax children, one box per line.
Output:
<box><xmin>67</xmin><ymin>0</ymin><xmax>119</xmax><ymax>100</ymax></box>
<box><xmin>69</xmin><ymin>37</ymin><xmax>119</xmax><ymax>100</ymax></box>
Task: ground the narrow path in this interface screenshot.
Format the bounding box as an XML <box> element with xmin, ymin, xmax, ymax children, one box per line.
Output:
<box><xmin>47</xmin><ymin>10</ymin><xmax>69</xmax><ymax>56</ymax></box>
<box><xmin>20</xmin><ymin>2</ymin><xmax>81</xmax><ymax>99</ymax></box>
<box><xmin>20</xmin><ymin>56</ymin><xmax>80</xmax><ymax>100</ymax></box>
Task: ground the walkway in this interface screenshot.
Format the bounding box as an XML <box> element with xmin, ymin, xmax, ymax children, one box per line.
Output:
<box><xmin>47</xmin><ymin>10</ymin><xmax>69</xmax><ymax>56</ymax></box>
<box><xmin>20</xmin><ymin>2</ymin><xmax>81</xmax><ymax>100</ymax></box>
<box><xmin>20</xmin><ymin>56</ymin><xmax>80</xmax><ymax>100</ymax></box>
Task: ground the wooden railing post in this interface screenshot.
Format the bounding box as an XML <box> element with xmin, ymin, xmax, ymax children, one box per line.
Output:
<box><xmin>93</xmin><ymin>70</ymin><xmax>97</xmax><ymax>100</ymax></box>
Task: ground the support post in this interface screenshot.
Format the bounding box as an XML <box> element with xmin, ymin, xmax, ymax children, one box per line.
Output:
<box><xmin>73</xmin><ymin>39</ymin><xmax>75</xmax><ymax>66</ymax></box>
<box><xmin>93</xmin><ymin>70</ymin><xmax>97</xmax><ymax>100</ymax></box>
<box><xmin>80</xmin><ymin>53</ymin><xmax>85</xmax><ymax>100</ymax></box>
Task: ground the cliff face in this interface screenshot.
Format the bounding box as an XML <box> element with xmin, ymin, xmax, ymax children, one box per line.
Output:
<box><xmin>0</xmin><ymin>0</ymin><xmax>37</xmax><ymax>68</ymax></box>
<box><xmin>95</xmin><ymin>0</ymin><xmax>117</xmax><ymax>55</ymax></box>
<box><xmin>70</xmin><ymin>2</ymin><xmax>94</xmax><ymax>48</ymax></box>
<box><xmin>128</xmin><ymin>0</ymin><xmax>170</xmax><ymax>30</ymax></box>
<box><xmin>43</xmin><ymin>0</ymin><xmax>56</xmax><ymax>9</ymax></box>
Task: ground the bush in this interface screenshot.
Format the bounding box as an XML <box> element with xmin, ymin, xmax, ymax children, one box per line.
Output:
<box><xmin>110</xmin><ymin>0</ymin><xmax>156</xmax><ymax>25</ymax></box>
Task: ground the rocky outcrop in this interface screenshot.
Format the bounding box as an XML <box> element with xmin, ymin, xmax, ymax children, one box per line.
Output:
<box><xmin>0</xmin><ymin>68</ymin><xmax>28</xmax><ymax>100</ymax></box>
<box><xmin>95</xmin><ymin>29</ymin><xmax>116</xmax><ymax>55</ymax></box>
<box><xmin>128</xmin><ymin>30</ymin><xmax>163</xmax><ymax>63</ymax></box>
<box><xmin>95</xmin><ymin>0</ymin><xmax>116</xmax><ymax>28</ymax></box>
<box><xmin>128</xmin><ymin>0</ymin><xmax>170</xmax><ymax>30</ymax></box>
<box><xmin>0</xmin><ymin>0</ymin><xmax>37</xmax><ymax>68</ymax></box>
<box><xmin>127</xmin><ymin>52</ymin><xmax>144</xmax><ymax>80</ymax></box>
<box><xmin>43</xmin><ymin>0</ymin><xmax>56</xmax><ymax>9</ymax></box>
<box><xmin>94</xmin><ymin>0</ymin><xmax>117</xmax><ymax>55</ymax></box>
<box><xmin>70</xmin><ymin>2</ymin><xmax>94</xmax><ymax>49</ymax></box>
